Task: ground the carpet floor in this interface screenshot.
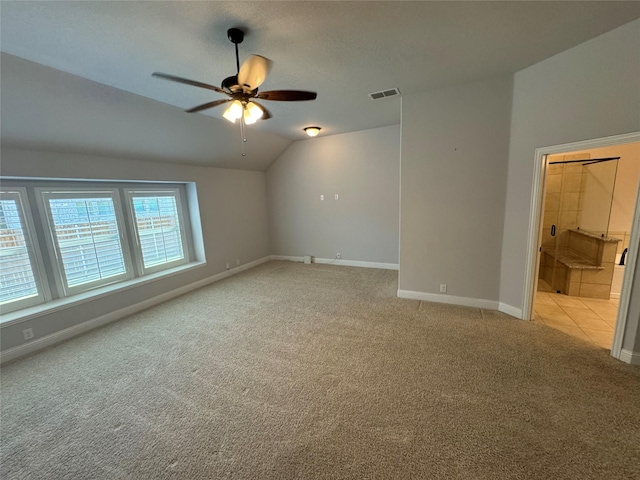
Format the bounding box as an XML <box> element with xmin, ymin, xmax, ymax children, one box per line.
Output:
<box><xmin>1</xmin><ymin>261</ymin><xmax>640</xmax><ymax>479</ymax></box>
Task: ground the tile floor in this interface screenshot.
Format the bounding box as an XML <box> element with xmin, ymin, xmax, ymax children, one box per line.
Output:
<box><xmin>534</xmin><ymin>280</ymin><xmax>619</xmax><ymax>350</ymax></box>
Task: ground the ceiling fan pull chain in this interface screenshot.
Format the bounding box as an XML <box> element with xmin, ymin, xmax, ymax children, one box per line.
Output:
<box><xmin>240</xmin><ymin>116</ymin><xmax>247</xmax><ymax>157</ymax></box>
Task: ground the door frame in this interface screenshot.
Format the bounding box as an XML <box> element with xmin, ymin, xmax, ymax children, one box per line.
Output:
<box><xmin>522</xmin><ymin>131</ymin><xmax>640</xmax><ymax>362</ymax></box>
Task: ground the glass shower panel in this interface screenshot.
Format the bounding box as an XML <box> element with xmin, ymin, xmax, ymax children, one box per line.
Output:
<box><xmin>539</xmin><ymin>155</ymin><xmax>565</xmax><ymax>293</ymax></box>
<box><xmin>577</xmin><ymin>159</ymin><xmax>619</xmax><ymax>236</ymax></box>
<box><xmin>539</xmin><ymin>155</ymin><xmax>620</xmax><ymax>296</ymax></box>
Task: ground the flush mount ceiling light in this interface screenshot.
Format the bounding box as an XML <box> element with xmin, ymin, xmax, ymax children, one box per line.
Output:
<box><xmin>304</xmin><ymin>126</ymin><xmax>321</xmax><ymax>137</ymax></box>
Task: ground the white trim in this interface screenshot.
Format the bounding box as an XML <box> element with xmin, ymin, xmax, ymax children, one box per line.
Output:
<box><xmin>619</xmin><ymin>349</ymin><xmax>640</xmax><ymax>366</ymax></box>
<box><xmin>0</xmin><ymin>187</ymin><xmax>51</xmax><ymax>312</ymax></box>
<box><xmin>0</xmin><ymin>256</ymin><xmax>271</xmax><ymax>364</ymax></box>
<box><xmin>522</xmin><ymin>151</ymin><xmax>548</xmax><ymax>321</ymax></box>
<box><xmin>398</xmin><ymin>96</ymin><xmax>404</xmax><ymax>290</ymax></box>
<box><xmin>499</xmin><ymin>302</ymin><xmax>523</xmax><ymax>319</ymax></box>
<box><xmin>314</xmin><ymin>257</ymin><xmax>399</xmax><ymax>270</ymax></box>
<box><xmin>271</xmin><ymin>255</ymin><xmax>304</xmax><ymax>263</ymax></box>
<box><xmin>397</xmin><ymin>289</ymin><xmax>499</xmax><ymax>310</ymax></box>
<box><xmin>612</xmin><ymin>182</ymin><xmax>640</xmax><ymax>359</ymax></box>
<box><xmin>522</xmin><ymin>132</ymin><xmax>640</xmax><ymax>360</ymax></box>
<box><xmin>271</xmin><ymin>255</ymin><xmax>399</xmax><ymax>270</ymax></box>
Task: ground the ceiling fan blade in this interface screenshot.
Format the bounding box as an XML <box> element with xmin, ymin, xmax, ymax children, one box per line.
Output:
<box><xmin>250</xmin><ymin>101</ymin><xmax>272</xmax><ymax>120</ymax></box>
<box><xmin>238</xmin><ymin>55</ymin><xmax>273</xmax><ymax>92</ymax></box>
<box><xmin>152</xmin><ymin>72</ymin><xmax>228</xmax><ymax>95</ymax></box>
<box><xmin>256</xmin><ymin>90</ymin><xmax>317</xmax><ymax>101</ymax></box>
<box><xmin>185</xmin><ymin>99</ymin><xmax>231</xmax><ymax>113</ymax></box>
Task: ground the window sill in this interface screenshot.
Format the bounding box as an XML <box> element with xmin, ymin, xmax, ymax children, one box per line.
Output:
<box><xmin>0</xmin><ymin>261</ymin><xmax>207</xmax><ymax>327</ymax></box>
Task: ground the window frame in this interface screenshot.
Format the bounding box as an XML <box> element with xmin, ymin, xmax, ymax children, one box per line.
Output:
<box><xmin>125</xmin><ymin>187</ymin><xmax>190</xmax><ymax>275</ymax></box>
<box><xmin>36</xmin><ymin>187</ymin><xmax>134</xmax><ymax>297</ymax></box>
<box><xmin>0</xmin><ymin>179</ymin><xmax>199</xmax><ymax>321</ymax></box>
<box><xmin>0</xmin><ymin>187</ymin><xmax>50</xmax><ymax>313</ymax></box>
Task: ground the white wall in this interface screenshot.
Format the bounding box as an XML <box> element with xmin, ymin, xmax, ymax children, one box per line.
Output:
<box><xmin>399</xmin><ymin>75</ymin><xmax>513</xmax><ymax>304</ymax></box>
<box><xmin>0</xmin><ymin>147</ymin><xmax>271</xmax><ymax>352</ymax></box>
<box><xmin>266</xmin><ymin>125</ymin><xmax>400</xmax><ymax>264</ymax></box>
<box><xmin>500</xmin><ymin>20</ymin><xmax>640</xmax><ymax>351</ymax></box>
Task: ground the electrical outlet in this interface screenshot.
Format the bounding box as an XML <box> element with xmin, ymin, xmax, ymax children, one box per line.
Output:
<box><xmin>440</xmin><ymin>284</ymin><xmax>447</xmax><ymax>293</ymax></box>
<box><xmin>336</xmin><ymin>253</ymin><xmax>341</xmax><ymax>259</ymax></box>
<box><xmin>236</xmin><ymin>259</ymin><xmax>240</xmax><ymax>266</ymax></box>
<box><xmin>226</xmin><ymin>262</ymin><xmax>230</xmax><ymax>270</ymax></box>
<box><xmin>320</xmin><ymin>194</ymin><xmax>325</xmax><ymax>201</ymax></box>
<box><xmin>23</xmin><ymin>328</ymin><xmax>34</xmax><ymax>341</ymax></box>
<box><xmin>334</xmin><ymin>194</ymin><xmax>339</xmax><ymax>200</ymax></box>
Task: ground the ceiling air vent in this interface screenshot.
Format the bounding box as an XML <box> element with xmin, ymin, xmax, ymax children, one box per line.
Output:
<box><xmin>368</xmin><ymin>88</ymin><xmax>401</xmax><ymax>100</ymax></box>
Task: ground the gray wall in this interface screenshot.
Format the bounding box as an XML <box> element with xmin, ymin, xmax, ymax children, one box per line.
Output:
<box><xmin>1</xmin><ymin>147</ymin><xmax>271</xmax><ymax>352</ymax></box>
<box><xmin>499</xmin><ymin>20</ymin><xmax>640</xmax><ymax>352</ymax></box>
<box><xmin>399</xmin><ymin>75</ymin><xmax>513</xmax><ymax>301</ymax></box>
<box><xmin>0</xmin><ymin>53</ymin><xmax>292</xmax><ymax>171</ymax></box>
<box><xmin>267</xmin><ymin>125</ymin><xmax>400</xmax><ymax>264</ymax></box>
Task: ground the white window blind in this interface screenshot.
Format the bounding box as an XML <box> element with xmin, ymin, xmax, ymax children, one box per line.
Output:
<box><xmin>128</xmin><ymin>190</ymin><xmax>188</xmax><ymax>273</ymax></box>
<box><xmin>0</xmin><ymin>189</ymin><xmax>46</xmax><ymax>312</ymax></box>
<box><xmin>40</xmin><ymin>190</ymin><xmax>131</xmax><ymax>294</ymax></box>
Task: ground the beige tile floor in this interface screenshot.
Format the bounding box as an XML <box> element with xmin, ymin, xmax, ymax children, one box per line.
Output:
<box><xmin>534</xmin><ymin>280</ymin><xmax>619</xmax><ymax>350</ymax></box>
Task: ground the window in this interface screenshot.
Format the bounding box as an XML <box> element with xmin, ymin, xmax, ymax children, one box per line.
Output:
<box><xmin>39</xmin><ymin>189</ymin><xmax>132</xmax><ymax>295</ymax></box>
<box><xmin>0</xmin><ymin>188</ymin><xmax>48</xmax><ymax>313</ymax></box>
<box><xmin>0</xmin><ymin>181</ymin><xmax>196</xmax><ymax>319</ymax></box>
<box><xmin>127</xmin><ymin>189</ymin><xmax>188</xmax><ymax>274</ymax></box>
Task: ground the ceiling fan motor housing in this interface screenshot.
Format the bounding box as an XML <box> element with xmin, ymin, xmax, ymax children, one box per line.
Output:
<box><xmin>222</xmin><ymin>75</ymin><xmax>243</xmax><ymax>93</ymax></box>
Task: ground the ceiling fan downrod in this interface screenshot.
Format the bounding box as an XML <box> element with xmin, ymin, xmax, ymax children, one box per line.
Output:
<box><xmin>227</xmin><ymin>28</ymin><xmax>244</xmax><ymax>74</ymax></box>
<box><xmin>221</xmin><ymin>28</ymin><xmax>245</xmax><ymax>92</ymax></box>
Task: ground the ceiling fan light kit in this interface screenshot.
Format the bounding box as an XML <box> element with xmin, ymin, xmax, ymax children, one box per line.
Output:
<box><xmin>304</xmin><ymin>126</ymin><xmax>321</xmax><ymax>137</ymax></box>
<box><xmin>221</xmin><ymin>99</ymin><xmax>264</xmax><ymax>124</ymax></box>
<box><xmin>244</xmin><ymin>101</ymin><xmax>264</xmax><ymax>124</ymax></box>
<box><xmin>222</xmin><ymin>100</ymin><xmax>243</xmax><ymax>122</ymax></box>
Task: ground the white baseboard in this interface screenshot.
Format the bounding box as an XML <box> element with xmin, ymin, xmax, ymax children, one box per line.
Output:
<box><xmin>271</xmin><ymin>255</ymin><xmax>399</xmax><ymax>271</ymax></box>
<box><xmin>271</xmin><ymin>255</ymin><xmax>304</xmax><ymax>263</ymax></box>
<box><xmin>618</xmin><ymin>348</ymin><xmax>640</xmax><ymax>365</ymax></box>
<box><xmin>397</xmin><ymin>289</ymin><xmax>499</xmax><ymax>310</ymax></box>
<box><xmin>0</xmin><ymin>256</ymin><xmax>271</xmax><ymax>364</ymax></box>
<box><xmin>498</xmin><ymin>302</ymin><xmax>524</xmax><ymax>319</ymax></box>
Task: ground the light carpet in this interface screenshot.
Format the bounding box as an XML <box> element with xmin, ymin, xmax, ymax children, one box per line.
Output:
<box><xmin>1</xmin><ymin>261</ymin><xmax>639</xmax><ymax>479</ymax></box>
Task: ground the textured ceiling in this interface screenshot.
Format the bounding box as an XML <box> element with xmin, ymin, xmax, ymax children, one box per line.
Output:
<box><xmin>1</xmin><ymin>1</ymin><xmax>640</xmax><ymax>168</ymax></box>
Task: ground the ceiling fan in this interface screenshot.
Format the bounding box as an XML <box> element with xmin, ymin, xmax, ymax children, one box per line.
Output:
<box><xmin>152</xmin><ymin>28</ymin><xmax>317</xmax><ymax>125</ymax></box>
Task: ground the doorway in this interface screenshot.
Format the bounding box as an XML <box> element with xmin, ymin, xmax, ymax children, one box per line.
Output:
<box><xmin>523</xmin><ymin>132</ymin><xmax>640</xmax><ymax>361</ymax></box>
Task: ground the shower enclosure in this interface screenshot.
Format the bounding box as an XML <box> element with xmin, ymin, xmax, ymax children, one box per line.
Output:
<box><xmin>540</xmin><ymin>155</ymin><xmax>620</xmax><ymax>298</ymax></box>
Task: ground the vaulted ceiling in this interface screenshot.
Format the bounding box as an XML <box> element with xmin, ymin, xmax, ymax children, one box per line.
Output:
<box><xmin>2</xmin><ymin>1</ymin><xmax>639</xmax><ymax>170</ymax></box>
